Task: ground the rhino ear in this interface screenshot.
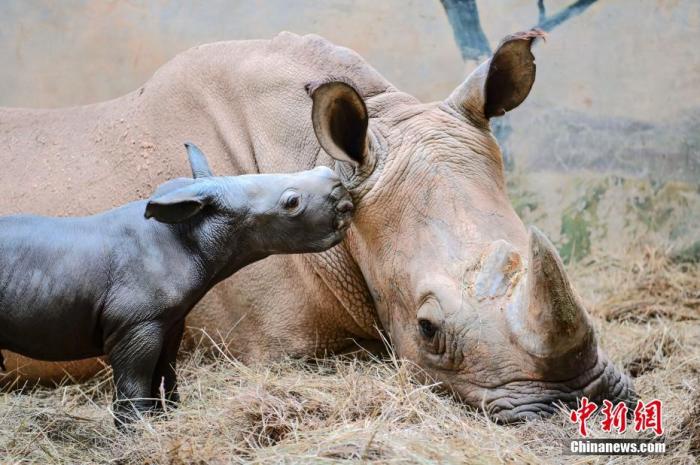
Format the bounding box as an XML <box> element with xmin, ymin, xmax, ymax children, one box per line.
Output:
<box><xmin>145</xmin><ymin>183</ymin><xmax>215</xmax><ymax>224</ymax></box>
<box><xmin>446</xmin><ymin>29</ymin><xmax>545</xmax><ymax>121</ymax></box>
<box><xmin>185</xmin><ymin>142</ymin><xmax>214</xmax><ymax>178</ymax></box>
<box><xmin>310</xmin><ymin>81</ymin><xmax>369</xmax><ymax>166</ymax></box>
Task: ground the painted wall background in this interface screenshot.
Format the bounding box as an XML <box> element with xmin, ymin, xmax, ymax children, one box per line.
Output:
<box><xmin>0</xmin><ymin>0</ymin><xmax>698</xmax><ymax>261</ymax></box>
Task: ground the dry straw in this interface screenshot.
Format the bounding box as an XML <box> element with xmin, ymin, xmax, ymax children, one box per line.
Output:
<box><xmin>1</xmin><ymin>245</ymin><xmax>698</xmax><ymax>464</ymax></box>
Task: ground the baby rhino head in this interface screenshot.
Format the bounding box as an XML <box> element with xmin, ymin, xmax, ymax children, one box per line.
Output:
<box><xmin>144</xmin><ymin>143</ymin><xmax>353</xmax><ymax>255</ymax></box>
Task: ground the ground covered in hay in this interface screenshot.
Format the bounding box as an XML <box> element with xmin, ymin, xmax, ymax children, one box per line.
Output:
<box><xmin>1</xmin><ymin>246</ymin><xmax>698</xmax><ymax>464</ymax></box>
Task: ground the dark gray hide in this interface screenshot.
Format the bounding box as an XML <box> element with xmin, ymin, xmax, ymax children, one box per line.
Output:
<box><xmin>0</xmin><ymin>144</ymin><xmax>353</xmax><ymax>427</ymax></box>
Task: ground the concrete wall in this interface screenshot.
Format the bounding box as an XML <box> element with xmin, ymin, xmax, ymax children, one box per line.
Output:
<box><xmin>1</xmin><ymin>0</ymin><xmax>698</xmax><ymax>259</ymax></box>
<box><xmin>3</xmin><ymin>2</ymin><xmax>697</xmax><ymax>119</ymax></box>
<box><xmin>0</xmin><ymin>0</ymin><xmax>463</xmax><ymax>107</ymax></box>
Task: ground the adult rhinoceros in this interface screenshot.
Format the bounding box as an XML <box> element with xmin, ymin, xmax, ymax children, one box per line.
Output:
<box><xmin>0</xmin><ymin>30</ymin><xmax>633</xmax><ymax>421</ymax></box>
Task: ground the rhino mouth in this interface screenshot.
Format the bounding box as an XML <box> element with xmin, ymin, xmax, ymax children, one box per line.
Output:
<box><xmin>479</xmin><ymin>354</ymin><xmax>635</xmax><ymax>423</ymax></box>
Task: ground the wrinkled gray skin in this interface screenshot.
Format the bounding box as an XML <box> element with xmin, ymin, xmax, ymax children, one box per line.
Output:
<box><xmin>0</xmin><ymin>30</ymin><xmax>634</xmax><ymax>422</ymax></box>
<box><xmin>0</xmin><ymin>144</ymin><xmax>353</xmax><ymax>425</ymax></box>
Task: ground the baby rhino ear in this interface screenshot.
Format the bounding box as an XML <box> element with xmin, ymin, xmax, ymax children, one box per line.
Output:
<box><xmin>185</xmin><ymin>142</ymin><xmax>214</xmax><ymax>178</ymax></box>
<box><xmin>145</xmin><ymin>183</ymin><xmax>214</xmax><ymax>224</ymax></box>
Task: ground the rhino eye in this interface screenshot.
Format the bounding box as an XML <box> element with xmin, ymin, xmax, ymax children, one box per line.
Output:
<box><xmin>281</xmin><ymin>191</ymin><xmax>301</xmax><ymax>211</ymax></box>
<box><xmin>285</xmin><ymin>195</ymin><xmax>299</xmax><ymax>209</ymax></box>
<box><xmin>418</xmin><ymin>319</ymin><xmax>437</xmax><ymax>339</ymax></box>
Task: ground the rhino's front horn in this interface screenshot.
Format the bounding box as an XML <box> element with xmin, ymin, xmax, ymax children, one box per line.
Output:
<box><xmin>506</xmin><ymin>226</ymin><xmax>593</xmax><ymax>358</ymax></box>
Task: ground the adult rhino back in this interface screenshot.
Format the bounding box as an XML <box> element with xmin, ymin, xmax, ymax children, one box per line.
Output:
<box><xmin>0</xmin><ymin>31</ymin><xmax>633</xmax><ymax>422</ymax></box>
<box><xmin>0</xmin><ymin>32</ymin><xmax>390</xmax><ymax>384</ymax></box>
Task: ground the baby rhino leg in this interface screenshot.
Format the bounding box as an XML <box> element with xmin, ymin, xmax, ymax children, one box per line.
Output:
<box><xmin>107</xmin><ymin>322</ymin><xmax>165</xmax><ymax>428</ymax></box>
<box><xmin>151</xmin><ymin>321</ymin><xmax>184</xmax><ymax>410</ymax></box>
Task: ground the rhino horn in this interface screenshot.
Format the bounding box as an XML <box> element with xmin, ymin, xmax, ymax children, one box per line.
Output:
<box><xmin>185</xmin><ymin>142</ymin><xmax>214</xmax><ymax>178</ymax></box>
<box><xmin>506</xmin><ymin>226</ymin><xmax>592</xmax><ymax>358</ymax></box>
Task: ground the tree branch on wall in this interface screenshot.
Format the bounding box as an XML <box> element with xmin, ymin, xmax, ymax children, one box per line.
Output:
<box><xmin>441</xmin><ymin>0</ymin><xmax>600</xmax><ymax>62</ymax></box>
<box><xmin>537</xmin><ymin>0</ymin><xmax>546</xmax><ymax>23</ymax></box>
<box><xmin>536</xmin><ymin>0</ymin><xmax>598</xmax><ymax>32</ymax></box>
<box><xmin>440</xmin><ymin>0</ymin><xmax>600</xmax><ymax>169</ymax></box>
<box><xmin>439</xmin><ymin>0</ymin><xmax>491</xmax><ymax>61</ymax></box>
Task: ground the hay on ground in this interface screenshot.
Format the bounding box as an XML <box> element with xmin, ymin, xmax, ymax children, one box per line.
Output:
<box><xmin>1</xmin><ymin>246</ymin><xmax>698</xmax><ymax>464</ymax></box>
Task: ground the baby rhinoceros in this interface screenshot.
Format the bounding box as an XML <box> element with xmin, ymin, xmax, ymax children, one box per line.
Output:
<box><xmin>0</xmin><ymin>143</ymin><xmax>353</xmax><ymax>426</ymax></box>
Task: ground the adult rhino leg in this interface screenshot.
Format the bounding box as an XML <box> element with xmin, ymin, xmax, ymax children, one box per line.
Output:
<box><xmin>0</xmin><ymin>351</ymin><xmax>105</xmax><ymax>388</ymax></box>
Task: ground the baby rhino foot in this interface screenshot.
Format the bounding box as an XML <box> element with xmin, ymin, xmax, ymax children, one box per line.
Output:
<box><xmin>112</xmin><ymin>399</ymin><xmax>158</xmax><ymax>430</ymax></box>
<box><xmin>152</xmin><ymin>389</ymin><xmax>180</xmax><ymax>414</ymax></box>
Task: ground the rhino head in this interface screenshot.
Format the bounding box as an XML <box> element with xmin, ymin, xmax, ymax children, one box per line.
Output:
<box><xmin>309</xmin><ymin>30</ymin><xmax>634</xmax><ymax>422</ymax></box>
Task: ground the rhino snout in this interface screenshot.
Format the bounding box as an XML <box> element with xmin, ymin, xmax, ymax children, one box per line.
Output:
<box><xmin>336</xmin><ymin>199</ymin><xmax>354</xmax><ymax>214</ymax></box>
<box><xmin>329</xmin><ymin>183</ymin><xmax>348</xmax><ymax>200</ymax></box>
<box><xmin>479</xmin><ymin>354</ymin><xmax>636</xmax><ymax>424</ymax></box>
<box><xmin>333</xmin><ymin>195</ymin><xmax>354</xmax><ymax>231</ymax></box>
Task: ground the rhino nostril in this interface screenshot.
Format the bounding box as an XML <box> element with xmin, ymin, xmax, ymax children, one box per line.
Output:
<box><xmin>330</xmin><ymin>185</ymin><xmax>346</xmax><ymax>200</ymax></box>
<box><xmin>336</xmin><ymin>199</ymin><xmax>353</xmax><ymax>213</ymax></box>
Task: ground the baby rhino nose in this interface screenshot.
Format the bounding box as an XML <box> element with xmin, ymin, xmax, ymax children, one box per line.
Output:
<box><xmin>336</xmin><ymin>199</ymin><xmax>353</xmax><ymax>213</ymax></box>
